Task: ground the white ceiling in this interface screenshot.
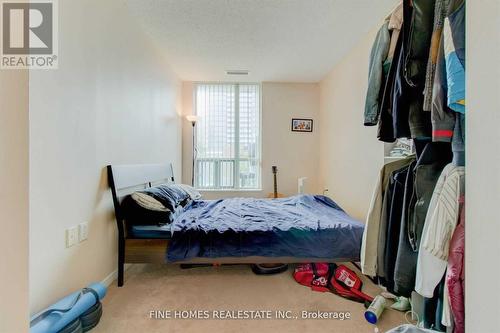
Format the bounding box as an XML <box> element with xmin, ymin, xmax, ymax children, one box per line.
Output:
<box><xmin>126</xmin><ymin>0</ymin><xmax>398</xmax><ymax>83</ymax></box>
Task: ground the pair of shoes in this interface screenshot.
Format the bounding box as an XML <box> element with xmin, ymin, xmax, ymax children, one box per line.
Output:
<box><xmin>391</xmin><ymin>297</ymin><xmax>411</xmax><ymax>312</ymax></box>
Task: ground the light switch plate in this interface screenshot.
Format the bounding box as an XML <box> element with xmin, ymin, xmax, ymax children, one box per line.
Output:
<box><xmin>66</xmin><ymin>227</ymin><xmax>78</xmax><ymax>247</ymax></box>
<box><xmin>79</xmin><ymin>222</ymin><xmax>88</xmax><ymax>242</ymax></box>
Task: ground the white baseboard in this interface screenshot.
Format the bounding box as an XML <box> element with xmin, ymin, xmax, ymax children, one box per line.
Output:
<box><xmin>101</xmin><ymin>264</ymin><xmax>133</xmax><ymax>287</ymax></box>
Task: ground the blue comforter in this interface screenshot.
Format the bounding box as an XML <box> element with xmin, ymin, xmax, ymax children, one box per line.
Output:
<box><xmin>167</xmin><ymin>195</ymin><xmax>364</xmax><ymax>262</ymax></box>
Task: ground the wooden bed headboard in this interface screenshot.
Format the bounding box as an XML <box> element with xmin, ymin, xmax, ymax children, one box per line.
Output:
<box><xmin>107</xmin><ymin>163</ymin><xmax>174</xmax><ymax>286</ymax></box>
<box><xmin>107</xmin><ymin>163</ymin><xmax>175</xmax><ymax>234</ymax></box>
<box><xmin>107</xmin><ymin>163</ymin><xmax>175</xmax><ymax>192</ymax></box>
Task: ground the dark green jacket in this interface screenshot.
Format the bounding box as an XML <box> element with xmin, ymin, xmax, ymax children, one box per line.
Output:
<box><xmin>364</xmin><ymin>21</ymin><xmax>390</xmax><ymax>126</ymax></box>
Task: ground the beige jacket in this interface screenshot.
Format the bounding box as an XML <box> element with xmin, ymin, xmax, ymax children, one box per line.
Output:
<box><xmin>360</xmin><ymin>155</ymin><xmax>415</xmax><ymax>277</ymax></box>
<box><xmin>387</xmin><ymin>2</ymin><xmax>403</xmax><ymax>61</ymax></box>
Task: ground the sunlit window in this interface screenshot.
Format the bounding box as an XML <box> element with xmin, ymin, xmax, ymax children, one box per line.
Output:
<box><xmin>194</xmin><ymin>83</ymin><xmax>261</xmax><ymax>190</ymax></box>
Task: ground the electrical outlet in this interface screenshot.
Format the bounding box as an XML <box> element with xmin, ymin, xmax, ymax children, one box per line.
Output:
<box><xmin>79</xmin><ymin>222</ymin><xmax>88</xmax><ymax>242</ymax></box>
<box><xmin>66</xmin><ymin>227</ymin><xmax>78</xmax><ymax>248</ymax></box>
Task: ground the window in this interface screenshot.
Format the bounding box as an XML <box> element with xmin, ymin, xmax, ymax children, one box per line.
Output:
<box><xmin>194</xmin><ymin>83</ymin><xmax>261</xmax><ymax>190</ymax></box>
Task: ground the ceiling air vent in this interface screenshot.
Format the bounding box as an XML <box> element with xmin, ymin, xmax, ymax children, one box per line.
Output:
<box><xmin>226</xmin><ymin>70</ymin><xmax>249</xmax><ymax>75</ymax></box>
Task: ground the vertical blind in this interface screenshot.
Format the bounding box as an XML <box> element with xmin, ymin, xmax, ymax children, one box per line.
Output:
<box><xmin>195</xmin><ymin>83</ymin><xmax>261</xmax><ymax>190</ymax></box>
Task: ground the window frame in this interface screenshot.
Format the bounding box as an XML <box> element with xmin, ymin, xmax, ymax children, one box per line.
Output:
<box><xmin>193</xmin><ymin>82</ymin><xmax>262</xmax><ymax>191</ymax></box>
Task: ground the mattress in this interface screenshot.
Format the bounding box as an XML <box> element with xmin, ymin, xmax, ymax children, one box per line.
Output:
<box><xmin>129</xmin><ymin>224</ymin><xmax>172</xmax><ymax>239</ymax></box>
<box><xmin>167</xmin><ymin>195</ymin><xmax>364</xmax><ymax>262</ymax></box>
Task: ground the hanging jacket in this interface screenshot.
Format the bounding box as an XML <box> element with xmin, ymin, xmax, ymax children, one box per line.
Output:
<box><xmin>393</xmin><ymin>142</ymin><xmax>452</xmax><ymax>297</ymax></box>
<box><xmin>392</xmin><ymin>32</ymin><xmax>412</xmax><ymax>139</ymax></box>
<box><xmin>376</xmin><ymin>155</ymin><xmax>407</xmax><ymax>281</ymax></box>
<box><xmin>414</xmin><ymin>165</ymin><xmax>464</xmax><ymax>332</ymax></box>
<box><xmin>378</xmin><ymin>29</ymin><xmax>403</xmax><ymax>142</ymax></box>
<box><xmin>392</xmin><ymin>0</ymin><xmax>435</xmax><ymax>139</ymax></box>
<box><xmin>431</xmin><ymin>0</ymin><xmax>465</xmax><ymax>142</ymax></box>
<box><xmin>364</xmin><ymin>21</ymin><xmax>391</xmax><ymax>126</ymax></box>
<box><xmin>365</xmin><ymin>4</ymin><xmax>403</xmax><ymax>127</ymax></box>
<box><xmin>387</xmin><ymin>2</ymin><xmax>404</xmax><ymax>62</ymax></box>
<box><xmin>431</xmin><ymin>35</ymin><xmax>456</xmax><ymax>142</ymax></box>
<box><xmin>404</xmin><ymin>0</ymin><xmax>437</xmax><ymax>88</ymax></box>
<box><xmin>360</xmin><ymin>155</ymin><xmax>415</xmax><ymax>277</ymax></box>
<box><xmin>392</xmin><ymin>159</ymin><xmax>415</xmax><ymax>296</ymax></box>
<box><xmin>445</xmin><ymin>198</ymin><xmax>465</xmax><ymax>333</ymax></box>
<box><xmin>415</xmin><ymin>164</ymin><xmax>465</xmax><ymax>298</ymax></box>
<box><xmin>443</xmin><ymin>0</ymin><xmax>465</xmax><ymax>113</ymax></box>
<box><xmin>383</xmin><ymin>165</ymin><xmax>412</xmax><ymax>293</ymax></box>
<box><xmin>423</xmin><ymin>0</ymin><xmax>449</xmax><ymax>111</ymax></box>
<box><xmin>452</xmin><ymin>113</ymin><xmax>465</xmax><ymax>166</ymax></box>
<box><xmin>376</xmin><ymin>171</ymin><xmax>394</xmax><ymax>283</ymax></box>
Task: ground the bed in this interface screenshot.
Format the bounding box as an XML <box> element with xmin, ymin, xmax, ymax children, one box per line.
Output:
<box><xmin>168</xmin><ymin>195</ymin><xmax>364</xmax><ymax>262</ymax></box>
<box><xmin>107</xmin><ymin>163</ymin><xmax>364</xmax><ymax>286</ymax></box>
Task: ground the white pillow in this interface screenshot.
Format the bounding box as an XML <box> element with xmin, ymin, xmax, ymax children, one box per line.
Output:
<box><xmin>131</xmin><ymin>192</ymin><xmax>169</xmax><ymax>212</ymax></box>
<box><xmin>176</xmin><ymin>184</ymin><xmax>202</xmax><ymax>200</ymax></box>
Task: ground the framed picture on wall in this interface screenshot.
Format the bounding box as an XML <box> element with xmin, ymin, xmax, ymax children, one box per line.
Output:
<box><xmin>291</xmin><ymin>118</ymin><xmax>313</xmax><ymax>132</ymax></box>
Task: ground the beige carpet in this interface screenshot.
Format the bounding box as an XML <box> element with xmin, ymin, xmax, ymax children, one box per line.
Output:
<box><xmin>96</xmin><ymin>264</ymin><xmax>406</xmax><ymax>333</ymax></box>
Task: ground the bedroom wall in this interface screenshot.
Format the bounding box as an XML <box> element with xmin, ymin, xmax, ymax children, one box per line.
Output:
<box><xmin>29</xmin><ymin>0</ymin><xmax>182</xmax><ymax>313</ymax></box>
<box><xmin>182</xmin><ymin>81</ymin><xmax>321</xmax><ymax>199</ymax></box>
<box><xmin>0</xmin><ymin>71</ymin><xmax>29</xmax><ymax>332</ymax></box>
<box><xmin>318</xmin><ymin>29</ymin><xmax>383</xmax><ymax>221</ymax></box>
<box><xmin>466</xmin><ymin>1</ymin><xmax>500</xmax><ymax>331</ymax></box>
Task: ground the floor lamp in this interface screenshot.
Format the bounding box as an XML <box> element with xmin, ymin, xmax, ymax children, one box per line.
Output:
<box><xmin>186</xmin><ymin>115</ymin><xmax>198</xmax><ymax>186</ymax></box>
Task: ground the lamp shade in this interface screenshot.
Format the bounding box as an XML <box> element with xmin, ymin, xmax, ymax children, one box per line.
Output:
<box><xmin>186</xmin><ymin>115</ymin><xmax>199</xmax><ymax>123</ymax></box>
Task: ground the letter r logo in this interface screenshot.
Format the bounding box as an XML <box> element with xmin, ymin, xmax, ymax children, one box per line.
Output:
<box><xmin>2</xmin><ymin>1</ymin><xmax>53</xmax><ymax>54</ymax></box>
